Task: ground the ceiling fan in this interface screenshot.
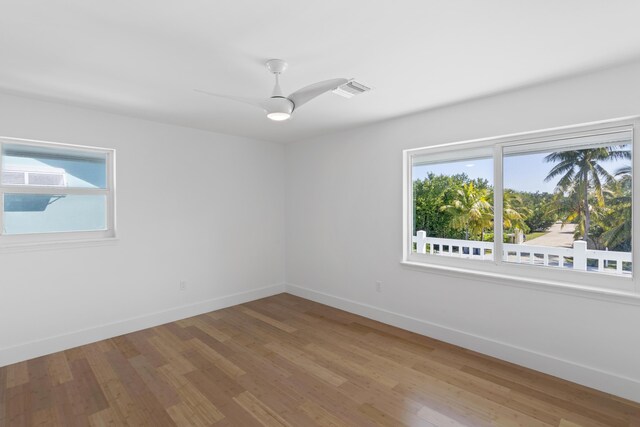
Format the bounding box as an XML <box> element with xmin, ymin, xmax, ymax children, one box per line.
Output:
<box><xmin>196</xmin><ymin>59</ymin><xmax>352</xmax><ymax>122</ymax></box>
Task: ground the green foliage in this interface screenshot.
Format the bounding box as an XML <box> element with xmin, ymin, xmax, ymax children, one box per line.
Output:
<box><xmin>503</xmin><ymin>189</ymin><xmax>530</xmax><ymax>234</ymax></box>
<box><xmin>413</xmin><ymin>173</ymin><xmax>466</xmax><ymax>239</ymax></box>
<box><xmin>519</xmin><ymin>192</ymin><xmax>557</xmax><ymax>232</ymax></box>
<box><xmin>544</xmin><ymin>146</ymin><xmax>631</xmax><ymax>248</ymax></box>
<box><xmin>413</xmin><ymin>174</ymin><xmax>530</xmax><ymax>242</ymax></box>
<box><xmin>440</xmin><ymin>181</ymin><xmax>493</xmax><ymax>241</ymax></box>
<box><xmin>591</xmin><ymin>166</ymin><xmax>632</xmax><ymax>251</ymax></box>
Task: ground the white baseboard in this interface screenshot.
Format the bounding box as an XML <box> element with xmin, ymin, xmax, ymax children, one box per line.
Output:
<box><xmin>0</xmin><ymin>283</ymin><xmax>286</xmax><ymax>368</ymax></box>
<box><xmin>285</xmin><ymin>283</ymin><xmax>640</xmax><ymax>403</ymax></box>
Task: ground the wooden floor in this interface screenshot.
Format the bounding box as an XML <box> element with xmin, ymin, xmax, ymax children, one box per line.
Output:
<box><xmin>1</xmin><ymin>294</ymin><xmax>638</xmax><ymax>426</ymax></box>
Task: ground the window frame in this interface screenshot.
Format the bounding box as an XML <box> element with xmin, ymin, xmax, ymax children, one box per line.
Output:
<box><xmin>0</xmin><ymin>136</ymin><xmax>116</xmax><ymax>246</ymax></box>
<box><xmin>402</xmin><ymin>117</ymin><xmax>640</xmax><ymax>295</ymax></box>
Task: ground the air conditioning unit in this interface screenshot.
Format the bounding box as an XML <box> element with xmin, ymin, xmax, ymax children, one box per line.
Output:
<box><xmin>2</xmin><ymin>165</ymin><xmax>67</xmax><ymax>212</ymax></box>
<box><xmin>2</xmin><ymin>166</ymin><xmax>66</xmax><ymax>187</ymax></box>
<box><xmin>332</xmin><ymin>79</ymin><xmax>372</xmax><ymax>98</ymax></box>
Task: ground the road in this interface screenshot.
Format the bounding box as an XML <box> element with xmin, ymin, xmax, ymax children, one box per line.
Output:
<box><xmin>524</xmin><ymin>222</ymin><xmax>577</xmax><ymax>248</ymax></box>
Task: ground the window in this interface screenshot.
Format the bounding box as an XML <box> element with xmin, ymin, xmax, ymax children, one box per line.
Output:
<box><xmin>411</xmin><ymin>148</ymin><xmax>494</xmax><ymax>259</ymax></box>
<box><xmin>403</xmin><ymin>118</ymin><xmax>639</xmax><ymax>294</ymax></box>
<box><xmin>0</xmin><ymin>137</ymin><xmax>115</xmax><ymax>245</ymax></box>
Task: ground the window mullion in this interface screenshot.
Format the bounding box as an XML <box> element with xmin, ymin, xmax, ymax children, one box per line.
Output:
<box><xmin>106</xmin><ymin>151</ymin><xmax>116</xmax><ymax>234</ymax></box>
<box><xmin>0</xmin><ymin>186</ymin><xmax>108</xmax><ymax>196</ymax></box>
<box><xmin>633</xmin><ymin>123</ymin><xmax>640</xmax><ymax>292</ymax></box>
<box><xmin>493</xmin><ymin>145</ymin><xmax>504</xmax><ymax>267</ymax></box>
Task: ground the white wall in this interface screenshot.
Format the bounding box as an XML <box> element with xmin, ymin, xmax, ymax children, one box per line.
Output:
<box><xmin>0</xmin><ymin>92</ymin><xmax>286</xmax><ymax>366</ymax></box>
<box><xmin>285</xmin><ymin>60</ymin><xmax>640</xmax><ymax>401</ymax></box>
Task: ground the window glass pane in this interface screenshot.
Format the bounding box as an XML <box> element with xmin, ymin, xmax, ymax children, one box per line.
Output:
<box><xmin>3</xmin><ymin>194</ymin><xmax>107</xmax><ymax>234</ymax></box>
<box><xmin>1</xmin><ymin>143</ymin><xmax>107</xmax><ymax>189</ymax></box>
<box><xmin>412</xmin><ymin>155</ymin><xmax>494</xmax><ymax>259</ymax></box>
<box><xmin>503</xmin><ymin>136</ymin><xmax>632</xmax><ymax>275</ymax></box>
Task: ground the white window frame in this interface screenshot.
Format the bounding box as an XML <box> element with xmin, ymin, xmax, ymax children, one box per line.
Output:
<box><xmin>402</xmin><ymin>117</ymin><xmax>640</xmax><ymax>296</ymax></box>
<box><xmin>0</xmin><ymin>136</ymin><xmax>116</xmax><ymax>247</ymax></box>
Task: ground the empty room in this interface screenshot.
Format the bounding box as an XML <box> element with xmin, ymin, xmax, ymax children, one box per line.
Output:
<box><xmin>1</xmin><ymin>1</ymin><xmax>639</xmax><ymax>426</ymax></box>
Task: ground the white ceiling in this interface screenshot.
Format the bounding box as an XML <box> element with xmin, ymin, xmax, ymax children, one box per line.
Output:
<box><xmin>2</xmin><ymin>1</ymin><xmax>640</xmax><ymax>143</ymax></box>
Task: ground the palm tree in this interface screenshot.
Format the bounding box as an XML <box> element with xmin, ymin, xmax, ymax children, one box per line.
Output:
<box><xmin>440</xmin><ymin>182</ymin><xmax>492</xmax><ymax>240</ymax></box>
<box><xmin>553</xmin><ymin>183</ymin><xmax>588</xmax><ymax>240</ymax></box>
<box><xmin>503</xmin><ymin>189</ymin><xmax>530</xmax><ymax>233</ymax></box>
<box><xmin>600</xmin><ymin>165</ymin><xmax>632</xmax><ymax>250</ymax></box>
<box><xmin>544</xmin><ymin>146</ymin><xmax>630</xmax><ymax>247</ymax></box>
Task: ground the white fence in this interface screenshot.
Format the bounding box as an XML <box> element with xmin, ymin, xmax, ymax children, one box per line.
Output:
<box><xmin>413</xmin><ymin>231</ymin><xmax>632</xmax><ymax>275</ymax></box>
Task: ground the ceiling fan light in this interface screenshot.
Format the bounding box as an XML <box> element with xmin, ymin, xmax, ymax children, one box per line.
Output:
<box><xmin>267</xmin><ymin>112</ymin><xmax>291</xmax><ymax>121</ymax></box>
<box><xmin>264</xmin><ymin>97</ymin><xmax>294</xmax><ymax>122</ymax></box>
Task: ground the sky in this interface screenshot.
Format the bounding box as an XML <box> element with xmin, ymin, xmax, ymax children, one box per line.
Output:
<box><xmin>413</xmin><ymin>148</ymin><xmax>631</xmax><ymax>193</ymax></box>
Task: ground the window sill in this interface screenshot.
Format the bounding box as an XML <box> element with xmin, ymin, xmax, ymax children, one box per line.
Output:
<box><xmin>400</xmin><ymin>260</ymin><xmax>640</xmax><ymax>306</ymax></box>
<box><xmin>0</xmin><ymin>237</ymin><xmax>119</xmax><ymax>253</ymax></box>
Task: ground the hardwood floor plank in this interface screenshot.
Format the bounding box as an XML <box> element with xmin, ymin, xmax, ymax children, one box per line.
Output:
<box><xmin>104</xmin><ymin>349</ymin><xmax>176</xmax><ymax>426</ymax></box>
<box><xmin>6</xmin><ymin>362</ymin><xmax>29</xmax><ymax>388</ymax></box>
<box><xmin>49</xmin><ymin>382</ymin><xmax>87</xmax><ymax>427</ymax></box>
<box><xmin>157</xmin><ymin>364</ymin><xmax>225</xmax><ymax>425</ymax></box>
<box><xmin>31</xmin><ymin>406</ymin><xmax>62</xmax><ymax>426</ymax></box>
<box><xmin>182</xmin><ymin>367</ymin><xmax>262</xmax><ymax>426</ymax></box>
<box><xmin>46</xmin><ymin>352</ymin><xmax>73</xmax><ymax>386</ymax></box>
<box><xmin>165</xmin><ymin>401</ymin><xmax>216</xmax><ymax>427</ymax></box>
<box><xmin>461</xmin><ymin>365</ymin><xmax>631</xmax><ymax>427</ymax></box>
<box><xmin>233</xmin><ymin>390</ymin><xmax>293</xmax><ymax>427</ymax></box>
<box><xmin>111</xmin><ymin>335</ymin><xmax>141</xmax><ymax>360</ymax></box>
<box><xmin>187</xmin><ymin>338</ymin><xmax>246</xmax><ymax>379</ymax></box>
<box><xmin>66</xmin><ymin>357</ymin><xmax>109</xmax><ymax>417</ymax></box>
<box><xmin>177</xmin><ymin>316</ymin><xmax>231</xmax><ymax>343</ymax></box>
<box><xmin>1</xmin><ymin>294</ymin><xmax>637</xmax><ymax>426</ymax></box>
<box><xmin>298</xmin><ymin>400</ymin><xmax>352</xmax><ymax>427</ymax></box>
<box><xmin>558</xmin><ymin>419</ymin><xmax>586</xmax><ymax>427</ymax></box>
<box><xmin>148</xmin><ymin>335</ymin><xmax>196</xmax><ymax>375</ymax></box>
<box><xmin>436</xmin><ymin>345</ymin><xmax>638</xmax><ymax>420</ymax></box>
<box><xmin>277</xmin><ymin>371</ymin><xmax>378</xmax><ymax>426</ymax></box>
<box><xmin>240</xmin><ymin>307</ymin><xmax>298</xmax><ymax>333</ymax></box>
<box><xmin>128</xmin><ymin>354</ymin><xmax>180</xmax><ymax>408</ymax></box>
<box><xmin>358</xmin><ymin>401</ymin><xmax>410</xmax><ymax>427</ymax></box>
<box><xmin>5</xmin><ymin>384</ymin><xmax>29</xmax><ymax>427</ymax></box>
<box><xmin>125</xmin><ymin>331</ymin><xmax>168</xmax><ymax>368</ymax></box>
<box><xmin>265</xmin><ymin>341</ymin><xmax>347</xmax><ymax>387</ymax></box>
<box><xmin>63</xmin><ymin>347</ymin><xmax>86</xmax><ymax>364</ymax></box>
<box><xmin>235</xmin><ymin>374</ymin><xmax>316</xmax><ymax>426</ymax></box>
<box><xmin>87</xmin><ymin>407</ymin><xmax>124</xmax><ymax>427</ymax></box>
<box><xmin>26</xmin><ymin>356</ymin><xmax>53</xmax><ymax>414</ymax></box>
<box><xmin>82</xmin><ymin>345</ymin><xmax>153</xmax><ymax>426</ymax></box>
<box><xmin>0</xmin><ymin>362</ymin><xmax>5</xmax><ymax>425</ymax></box>
<box><xmin>304</xmin><ymin>343</ymin><xmax>399</xmax><ymax>388</ymax></box>
<box><xmin>416</xmin><ymin>405</ymin><xmax>469</xmax><ymax>426</ymax></box>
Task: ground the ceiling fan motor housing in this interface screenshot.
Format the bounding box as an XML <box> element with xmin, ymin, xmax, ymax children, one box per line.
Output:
<box><xmin>265</xmin><ymin>96</ymin><xmax>294</xmax><ymax>121</ymax></box>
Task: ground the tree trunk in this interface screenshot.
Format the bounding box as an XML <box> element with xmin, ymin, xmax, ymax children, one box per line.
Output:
<box><xmin>583</xmin><ymin>180</ymin><xmax>593</xmax><ymax>248</ymax></box>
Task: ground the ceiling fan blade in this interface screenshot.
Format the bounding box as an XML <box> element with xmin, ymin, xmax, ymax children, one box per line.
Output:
<box><xmin>195</xmin><ymin>89</ymin><xmax>267</xmax><ymax>111</ymax></box>
<box><xmin>287</xmin><ymin>78</ymin><xmax>349</xmax><ymax>110</ymax></box>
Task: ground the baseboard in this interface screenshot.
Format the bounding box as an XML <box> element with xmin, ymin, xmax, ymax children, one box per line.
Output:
<box><xmin>0</xmin><ymin>283</ymin><xmax>286</xmax><ymax>368</ymax></box>
<box><xmin>285</xmin><ymin>283</ymin><xmax>640</xmax><ymax>403</ymax></box>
